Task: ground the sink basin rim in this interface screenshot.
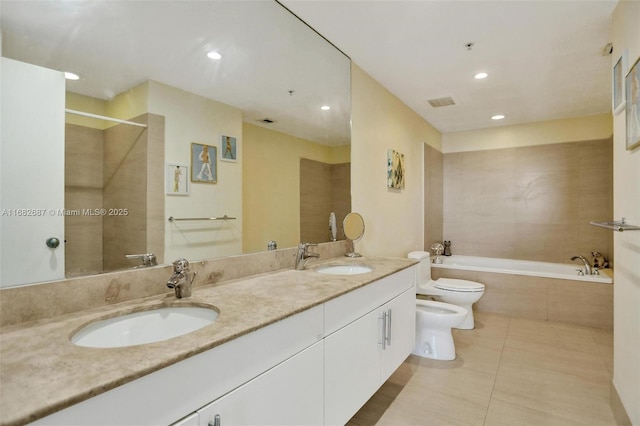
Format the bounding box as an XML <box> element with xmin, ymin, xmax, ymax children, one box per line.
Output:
<box><xmin>315</xmin><ymin>264</ymin><xmax>374</xmax><ymax>275</ymax></box>
<box><xmin>71</xmin><ymin>305</ymin><xmax>219</xmax><ymax>349</ymax></box>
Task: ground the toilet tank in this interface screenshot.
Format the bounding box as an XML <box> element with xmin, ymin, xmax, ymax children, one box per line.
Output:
<box><xmin>407</xmin><ymin>251</ymin><xmax>432</xmax><ymax>287</ymax></box>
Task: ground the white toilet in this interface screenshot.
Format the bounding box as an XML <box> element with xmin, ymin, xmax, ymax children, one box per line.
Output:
<box><xmin>413</xmin><ymin>299</ymin><xmax>467</xmax><ymax>360</ymax></box>
<box><xmin>408</xmin><ymin>251</ymin><xmax>485</xmax><ymax>329</ymax></box>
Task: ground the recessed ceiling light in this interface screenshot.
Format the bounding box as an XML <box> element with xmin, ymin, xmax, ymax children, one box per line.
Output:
<box><xmin>207</xmin><ymin>51</ymin><xmax>222</xmax><ymax>60</ymax></box>
<box><xmin>491</xmin><ymin>114</ymin><xmax>505</xmax><ymax>120</ymax></box>
<box><xmin>320</xmin><ymin>105</ymin><xmax>331</xmax><ymax>111</ymax></box>
<box><xmin>474</xmin><ymin>72</ymin><xmax>488</xmax><ymax>79</ymax></box>
<box><xmin>64</xmin><ymin>72</ymin><xmax>80</xmax><ymax>80</ymax></box>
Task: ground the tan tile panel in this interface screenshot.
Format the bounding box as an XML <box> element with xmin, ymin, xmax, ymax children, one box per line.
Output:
<box><xmin>441</xmin><ymin>139</ymin><xmax>612</xmax><ymax>263</ymax></box>
<box><xmin>474</xmin><ymin>274</ymin><xmax>548</xmax><ymax>320</ymax></box>
<box><xmin>491</xmin><ymin>364</ymin><xmax>615</xmax><ymax>424</ymax></box>
<box><xmin>484</xmin><ymin>398</ymin><xmax>593</xmax><ymax>426</ymax></box>
<box><xmin>547</xmin><ymin>279</ymin><xmax>613</xmax><ymax>329</ymax></box>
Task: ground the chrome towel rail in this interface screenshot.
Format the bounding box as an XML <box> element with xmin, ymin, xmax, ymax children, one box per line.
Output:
<box><xmin>168</xmin><ymin>215</ymin><xmax>236</xmax><ymax>222</ymax></box>
<box><xmin>590</xmin><ymin>218</ymin><xmax>640</xmax><ymax>232</ymax></box>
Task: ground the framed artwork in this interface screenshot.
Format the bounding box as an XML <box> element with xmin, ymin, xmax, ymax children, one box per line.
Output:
<box><xmin>166</xmin><ymin>163</ymin><xmax>189</xmax><ymax>195</ymax></box>
<box><xmin>613</xmin><ymin>51</ymin><xmax>626</xmax><ymax>115</ymax></box>
<box><xmin>387</xmin><ymin>149</ymin><xmax>405</xmax><ymax>189</ymax></box>
<box><xmin>191</xmin><ymin>142</ymin><xmax>217</xmax><ymax>183</ymax></box>
<box><xmin>220</xmin><ymin>134</ymin><xmax>237</xmax><ymax>162</ymax></box>
<box><xmin>626</xmin><ymin>56</ymin><xmax>640</xmax><ymax>150</ymax></box>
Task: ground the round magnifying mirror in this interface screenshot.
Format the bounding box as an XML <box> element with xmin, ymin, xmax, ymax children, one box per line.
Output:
<box><xmin>343</xmin><ymin>212</ymin><xmax>365</xmax><ymax>257</ymax></box>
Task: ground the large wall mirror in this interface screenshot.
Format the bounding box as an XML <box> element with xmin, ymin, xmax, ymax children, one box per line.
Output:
<box><xmin>0</xmin><ymin>0</ymin><xmax>351</xmax><ymax>287</ymax></box>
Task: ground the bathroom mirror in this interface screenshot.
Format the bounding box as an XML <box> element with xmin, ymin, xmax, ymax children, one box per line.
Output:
<box><xmin>343</xmin><ymin>212</ymin><xmax>365</xmax><ymax>257</ymax></box>
<box><xmin>0</xmin><ymin>1</ymin><xmax>351</xmax><ymax>286</ymax></box>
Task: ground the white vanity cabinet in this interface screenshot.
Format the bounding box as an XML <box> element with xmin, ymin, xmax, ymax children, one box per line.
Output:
<box><xmin>32</xmin><ymin>265</ymin><xmax>416</xmax><ymax>426</ymax></box>
<box><xmin>324</xmin><ymin>267</ymin><xmax>416</xmax><ymax>426</ymax></box>
<box><xmin>196</xmin><ymin>342</ymin><xmax>324</xmax><ymax>426</ymax></box>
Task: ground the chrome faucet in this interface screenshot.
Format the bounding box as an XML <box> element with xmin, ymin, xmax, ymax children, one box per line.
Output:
<box><xmin>167</xmin><ymin>258</ymin><xmax>196</xmax><ymax>298</ymax></box>
<box><xmin>571</xmin><ymin>255</ymin><xmax>593</xmax><ymax>276</ymax></box>
<box><xmin>125</xmin><ymin>253</ymin><xmax>157</xmax><ymax>267</ymax></box>
<box><xmin>295</xmin><ymin>243</ymin><xmax>319</xmax><ymax>270</ymax></box>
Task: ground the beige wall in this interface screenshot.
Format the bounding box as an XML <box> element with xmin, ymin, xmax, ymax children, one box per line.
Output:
<box><xmin>442</xmin><ymin>138</ymin><xmax>613</xmax><ymax>264</ymax></box>
<box><xmin>65</xmin><ymin>94</ymin><xmax>165</xmax><ymax>274</ymax></box>
<box><xmin>65</xmin><ymin>124</ymin><xmax>104</xmax><ymax>275</ymax></box>
<box><xmin>611</xmin><ymin>1</ymin><xmax>640</xmax><ymax>424</ymax></box>
<box><xmin>106</xmin><ymin>113</ymin><xmax>164</xmax><ymax>271</ymax></box>
<box><xmin>443</xmin><ymin>114</ymin><xmax>613</xmax><ymax>153</ymax></box>
<box><xmin>424</xmin><ymin>144</ymin><xmax>443</xmax><ymax>249</ymax></box>
<box><xmin>147</xmin><ymin>81</ymin><xmax>243</xmax><ymax>263</ymax></box>
<box><xmin>300</xmin><ymin>159</ymin><xmax>351</xmax><ymax>243</ymax></box>
<box><xmin>243</xmin><ymin>122</ymin><xmax>349</xmax><ymax>253</ymax></box>
<box><xmin>351</xmin><ymin>64</ymin><xmax>441</xmax><ymax>258</ymax></box>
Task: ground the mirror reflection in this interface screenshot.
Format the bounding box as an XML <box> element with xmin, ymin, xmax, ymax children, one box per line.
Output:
<box><xmin>343</xmin><ymin>212</ymin><xmax>365</xmax><ymax>258</ymax></box>
<box><xmin>0</xmin><ymin>1</ymin><xmax>351</xmax><ymax>287</ymax></box>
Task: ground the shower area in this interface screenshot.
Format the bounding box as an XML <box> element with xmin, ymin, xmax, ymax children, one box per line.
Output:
<box><xmin>64</xmin><ymin>112</ymin><xmax>165</xmax><ymax>276</ymax></box>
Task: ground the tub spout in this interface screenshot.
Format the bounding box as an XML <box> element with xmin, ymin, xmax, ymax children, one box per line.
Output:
<box><xmin>570</xmin><ymin>255</ymin><xmax>593</xmax><ymax>276</ymax></box>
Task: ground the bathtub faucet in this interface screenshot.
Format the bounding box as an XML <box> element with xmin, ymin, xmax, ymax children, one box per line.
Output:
<box><xmin>570</xmin><ymin>255</ymin><xmax>593</xmax><ymax>276</ymax></box>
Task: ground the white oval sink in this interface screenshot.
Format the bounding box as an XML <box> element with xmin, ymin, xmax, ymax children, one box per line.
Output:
<box><xmin>71</xmin><ymin>306</ymin><xmax>218</xmax><ymax>348</ymax></box>
<box><xmin>316</xmin><ymin>264</ymin><xmax>373</xmax><ymax>275</ymax></box>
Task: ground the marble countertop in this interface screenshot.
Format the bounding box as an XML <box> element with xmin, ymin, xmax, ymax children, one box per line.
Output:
<box><xmin>0</xmin><ymin>256</ymin><xmax>415</xmax><ymax>426</ymax></box>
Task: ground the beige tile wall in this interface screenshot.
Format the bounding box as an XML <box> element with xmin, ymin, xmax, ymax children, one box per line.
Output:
<box><xmin>431</xmin><ymin>268</ymin><xmax>613</xmax><ymax>329</ymax></box>
<box><xmin>300</xmin><ymin>159</ymin><xmax>351</xmax><ymax>243</ymax></box>
<box><xmin>102</xmin><ymin>114</ymin><xmax>165</xmax><ymax>271</ymax></box>
<box><xmin>424</xmin><ymin>143</ymin><xmax>443</xmax><ymax>249</ymax></box>
<box><xmin>65</xmin><ymin>124</ymin><xmax>104</xmax><ymax>275</ymax></box>
<box><xmin>442</xmin><ymin>138</ymin><xmax>613</xmax><ymax>265</ymax></box>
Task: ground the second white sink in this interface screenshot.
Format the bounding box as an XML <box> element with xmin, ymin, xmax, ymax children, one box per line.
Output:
<box><xmin>316</xmin><ymin>265</ymin><xmax>373</xmax><ymax>275</ymax></box>
<box><xmin>71</xmin><ymin>306</ymin><xmax>218</xmax><ymax>348</ymax></box>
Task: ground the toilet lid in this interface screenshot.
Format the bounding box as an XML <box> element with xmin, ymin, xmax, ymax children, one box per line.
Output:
<box><xmin>434</xmin><ymin>278</ymin><xmax>485</xmax><ymax>292</ymax></box>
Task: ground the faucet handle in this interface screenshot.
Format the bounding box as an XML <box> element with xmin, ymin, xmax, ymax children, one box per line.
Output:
<box><xmin>173</xmin><ymin>258</ymin><xmax>190</xmax><ymax>271</ymax></box>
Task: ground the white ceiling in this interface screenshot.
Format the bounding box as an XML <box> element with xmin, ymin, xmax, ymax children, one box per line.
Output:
<box><xmin>281</xmin><ymin>0</ymin><xmax>618</xmax><ymax>133</ymax></box>
<box><xmin>0</xmin><ymin>1</ymin><xmax>351</xmax><ymax>145</ymax></box>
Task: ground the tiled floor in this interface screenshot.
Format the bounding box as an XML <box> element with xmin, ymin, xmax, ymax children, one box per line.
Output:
<box><xmin>347</xmin><ymin>312</ymin><xmax>616</xmax><ymax>426</ymax></box>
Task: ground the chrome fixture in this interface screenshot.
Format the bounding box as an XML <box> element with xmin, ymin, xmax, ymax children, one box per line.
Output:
<box><xmin>268</xmin><ymin>240</ymin><xmax>277</xmax><ymax>251</ymax></box>
<box><xmin>167</xmin><ymin>258</ymin><xmax>196</xmax><ymax>298</ymax></box>
<box><xmin>125</xmin><ymin>253</ymin><xmax>157</xmax><ymax>267</ymax></box>
<box><xmin>590</xmin><ymin>217</ymin><xmax>640</xmax><ymax>232</ymax></box>
<box><xmin>295</xmin><ymin>243</ymin><xmax>319</xmax><ymax>270</ymax></box>
<box><xmin>430</xmin><ymin>242</ymin><xmax>444</xmax><ymax>264</ymax></box>
<box><xmin>343</xmin><ymin>212</ymin><xmax>365</xmax><ymax>257</ymax></box>
<box><xmin>570</xmin><ymin>255</ymin><xmax>593</xmax><ymax>276</ymax></box>
<box><xmin>168</xmin><ymin>215</ymin><xmax>236</xmax><ymax>222</ymax></box>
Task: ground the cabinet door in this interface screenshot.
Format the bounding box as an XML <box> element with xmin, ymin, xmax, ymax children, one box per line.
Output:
<box><xmin>381</xmin><ymin>288</ymin><xmax>416</xmax><ymax>382</ymax></box>
<box><xmin>324</xmin><ymin>308</ymin><xmax>383</xmax><ymax>426</ymax></box>
<box><xmin>197</xmin><ymin>341</ymin><xmax>323</xmax><ymax>426</ymax></box>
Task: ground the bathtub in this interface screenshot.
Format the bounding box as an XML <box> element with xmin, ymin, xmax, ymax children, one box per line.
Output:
<box><xmin>431</xmin><ymin>255</ymin><xmax>612</xmax><ymax>284</ymax></box>
<box><xmin>429</xmin><ymin>255</ymin><xmax>613</xmax><ymax>329</ymax></box>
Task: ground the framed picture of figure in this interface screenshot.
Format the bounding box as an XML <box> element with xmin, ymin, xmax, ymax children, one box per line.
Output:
<box><xmin>191</xmin><ymin>142</ymin><xmax>217</xmax><ymax>183</ymax></box>
<box><xmin>220</xmin><ymin>134</ymin><xmax>238</xmax><ymax>162</ymax></box>
<box><xmin>166</xmin><ymin>163</ymin><xmax>189</xmax><ymax>195</ymax></box>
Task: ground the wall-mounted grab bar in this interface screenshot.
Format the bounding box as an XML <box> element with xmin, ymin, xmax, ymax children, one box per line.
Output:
<box><xmin>168</xmin><ymin>215</ymin><xmax>236</xmax><ymax>222</ymax></box>
<box><xmin>590</xmin><ymin>218</ymin><xmax>640</xmax><ymax>232</ymax></box>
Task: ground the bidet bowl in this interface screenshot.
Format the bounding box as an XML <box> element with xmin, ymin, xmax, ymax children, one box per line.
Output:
<box><xmin>316</xmin><ymin>264</ymin><xmax>373</xmax><ymax>275</ymax></box>
<box><xmin>71</xmin><ymin>306</ymin><xmax>218</xmax><ymax>348</ymax></box>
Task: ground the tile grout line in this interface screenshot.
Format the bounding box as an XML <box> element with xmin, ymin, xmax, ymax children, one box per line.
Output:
<box><xmin>482</xmin><ymin>314</ymin><xmax>511</xmax><ymax>426</ymax></box>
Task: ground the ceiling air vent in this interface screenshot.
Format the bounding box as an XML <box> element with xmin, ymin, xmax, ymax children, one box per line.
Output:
<box><xmin>427</xmin><ymin>97</ymin><xmax>456</xmax><ymax>108</ymax></box>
